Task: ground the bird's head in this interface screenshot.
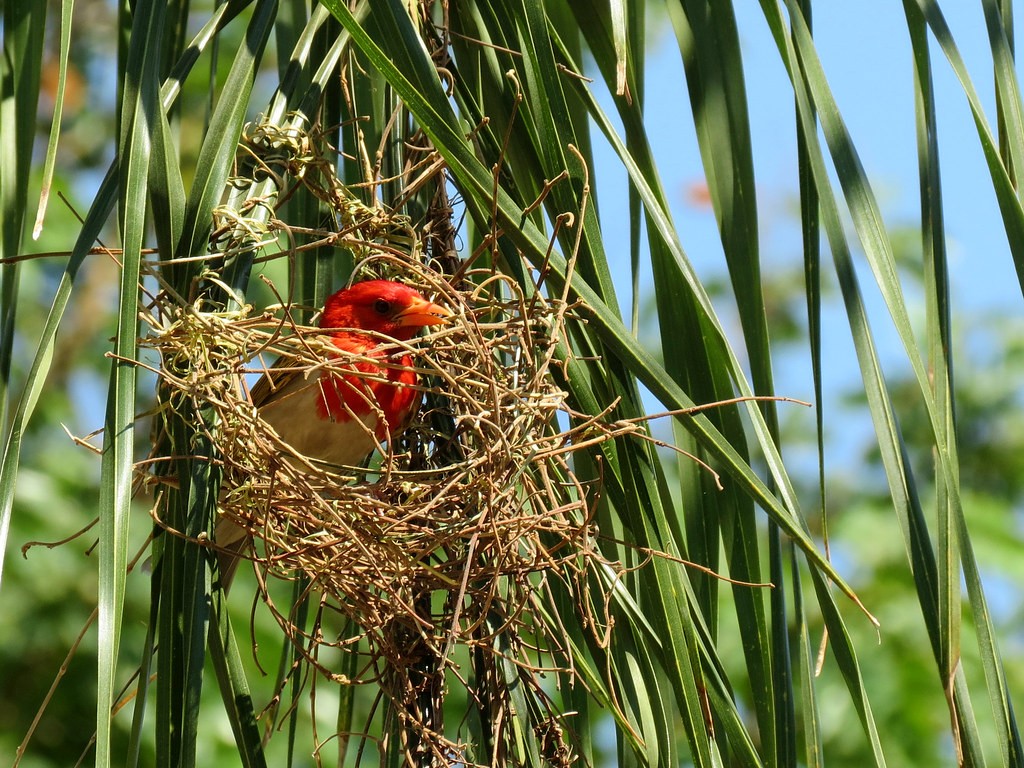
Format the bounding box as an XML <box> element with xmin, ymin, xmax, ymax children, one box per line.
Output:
<box><xmin>319</xmin><ymin>279</ymin><xmax>451</xmax><ymax>342</ymax></box>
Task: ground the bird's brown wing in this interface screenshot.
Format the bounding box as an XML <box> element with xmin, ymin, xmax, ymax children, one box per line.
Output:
<box><xmin>249</xmin><ymin>352</ymin><xmax>302</xmax><ymax>408</ymax></box>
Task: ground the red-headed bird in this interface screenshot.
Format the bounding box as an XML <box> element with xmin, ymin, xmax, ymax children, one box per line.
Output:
<box><xmin>216</xmin><ymin>279</ymin><xmax>451</xmax><ymax>588</ymax></box>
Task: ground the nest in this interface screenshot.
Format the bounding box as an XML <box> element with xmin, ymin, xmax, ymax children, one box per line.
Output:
<box><xmin>140</xmin><ymin>261</ymin><xmax>639</xmax><ymax>763</ymax></box>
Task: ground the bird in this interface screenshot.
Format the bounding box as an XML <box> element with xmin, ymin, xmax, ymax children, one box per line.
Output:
<box><xmin>215</xmin><ymin>279</ymin><xmax>451</xmax><ymax>589</ymax></box>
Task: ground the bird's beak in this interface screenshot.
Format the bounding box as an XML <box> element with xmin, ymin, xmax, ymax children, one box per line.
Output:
<box><xmin>394</xmin><ymin>296</ymin><xmax>452</xmax><ymax>328</ymax></box>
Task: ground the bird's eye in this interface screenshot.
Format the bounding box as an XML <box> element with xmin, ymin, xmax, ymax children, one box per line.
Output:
<box><xmin>373</xmin><ymin>298</ymin><xmax>392</xmax><ymax>315</ymax></box>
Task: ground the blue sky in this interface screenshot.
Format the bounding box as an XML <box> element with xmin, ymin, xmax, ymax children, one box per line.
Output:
<box><xmin>593</xmin><ymin>3</ymin><xmax>1021</xmax><ymax>309</ymax></box>
<box><xmin>585</xmin><ymin>3</ymin><xmax>1024</xmax><ymax>502</ymax></box>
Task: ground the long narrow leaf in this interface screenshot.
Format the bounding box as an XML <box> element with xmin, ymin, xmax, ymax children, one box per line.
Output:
<box><xmin>96</xmin><ymin>0</ymin><xmax>165</xmax><ymax>762</ymax></box>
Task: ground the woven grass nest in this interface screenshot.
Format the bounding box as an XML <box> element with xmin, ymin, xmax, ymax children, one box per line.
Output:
<box><xmin>142</xmin><ymin>262</ymin><xmax>634</xmax><ymax>687</ymax></box>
